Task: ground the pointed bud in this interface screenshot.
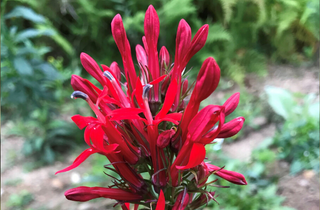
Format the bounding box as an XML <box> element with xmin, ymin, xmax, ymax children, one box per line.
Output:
<box><xmin>217</xmin><ymin>117</ymin><xmax>245</xmax><ymax>138</ymax></box>
<box><xmin>109</xmin><ymin>62</ymin><xmax>122</xmax><ymax>81</ymax></box>
<box><xmin>80</xmin><ymin>53</ymin><xmax>106</xmax><ymax>86</ymax></box>
<box><xmin>157</xmin><ymin>129</ymin><xmax>175</xmax><ymax>149</ymax></box>
<box><xmin>144</xmin><ymin>5</ymin><xmax>160</xmax><ymax>48</ymax></box>
<box><xmin>136</xmin><ymin>44</ymin><xmax>148</xmax><ymax>67</ymax></box>
<box><xmin>159</xmin><ymin>46</ymin><xmax>170</xmax><ymax>73</ymax></box>
<box><xmin>182</xmin><ymin>24</ymin><xmax>209</xmax><ymax>67</ymax></box>
<box><xmin>71</xmin><ymin>75</ymin><xmax>99</xmax><ymax>103</ymax></box>
<box><xmin>174</xmin><ymin>19</ymin><xmax>191</xmax><ymax>73</ymax></box>
<box><xmin>206</xmin><ymin>164</ymin><xmax>247</xmax><ymax>185</ymax></box>
<box><xmin>111</xmin><ymin>14</ymin><xmax>136</xmax><ymax>90</ymax></box>
<box><xmin>190</xmin><ymin>57</ymin><xmax>220</xmax><ymax>103</ymax></box>
<box><xmin>224</xmin><ymin>92</ymin><xmax>240</xmax><ymax>116</ymax></box>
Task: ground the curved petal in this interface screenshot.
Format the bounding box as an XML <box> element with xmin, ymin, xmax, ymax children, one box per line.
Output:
<box><xmin>55</xmin><ymin>148</ymin><xmax>97</xmax><ymax>174</ymax></box>
<box><xmin>71</xmin><ymin>114</ymin><xmax>99</xmax><ymax>130</ymax></box>
<box><xmin>176</xmin><ymin>143</ymin><xmax>206</xmax><ymax>170</ymax></box>
<box><xmin>155</xmin><ymin>79</ymin><xmax>177</xmax><ymax>120</ymax></box>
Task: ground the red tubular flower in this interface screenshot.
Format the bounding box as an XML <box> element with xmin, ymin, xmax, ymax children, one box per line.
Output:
<box><xmin>206</xmin><ymin>163</ymin><xmax>247</xmax><ymax>185</ymax></box>
<box><xmin>144</xmin><ymin>5</ymin><xmax>161</xmax><ymax>101</ymax></box>
<box><xmin>178</xmin><ymin>57</ymin><xmax>221</xmax><ymax>146</ymax></box>
<box><xmin>65</xmin><ymin>186</ymin><xmax>142</xmax><ymax>202</ymax></box>
<box><xmin>57</xmin><ymin>4</ymin><xmax>247</xmax><ymax>207</ymax></box>
<box><xmin>111</xmin><ymin>14</ymin><xmax>137</xmax><ymax>91</ymax></box>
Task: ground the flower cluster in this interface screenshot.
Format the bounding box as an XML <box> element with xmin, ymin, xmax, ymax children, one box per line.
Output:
<box><xmin>56</xmin><ymin>5</ymin><xmax>246</xmax><ymax>209</ymax></box>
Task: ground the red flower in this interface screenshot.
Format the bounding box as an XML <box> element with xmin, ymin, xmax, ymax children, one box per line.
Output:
<box><xmin>56</xmin><ymin>4</ymin><xmax>247</xmax><ymax>208</ymax></box>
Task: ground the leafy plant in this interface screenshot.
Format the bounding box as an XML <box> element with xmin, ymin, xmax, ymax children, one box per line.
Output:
<box><xmin>265</xmin><ymin>86</ymin><xmax>319</xmax><ymax>174</ymax></box>
<box><xmin>204</xmin><ymin>143</ymin><xmax>294</xmax><ymax>210</ymax></box>
<box><xmin>1</xmin><ymin>5</ymin><xmax>83</xmax><ymax>165</ymax></box>
<box><xmin>6</xmin><ymin>190</ymin><xmax>33</xmax><ymax>210</ymax></box>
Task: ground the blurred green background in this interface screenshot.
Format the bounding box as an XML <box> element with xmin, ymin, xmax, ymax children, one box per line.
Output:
<box><xmin>1</xmin><ymin>0</ymin><xmax>319</xmax><ymax>209</ymax></box>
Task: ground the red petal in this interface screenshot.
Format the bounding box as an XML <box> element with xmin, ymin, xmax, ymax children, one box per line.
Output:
<box><xmin>135</xmin><ymin>79</ymin><xmax>145</xmax><ymax>109</ymax></box>
<box><xmin>108</xmin><ymin>108</ymin><xmax>143</xmax><ymax>117</ymax></box>
<box><xmin>176</xmin><ymin>143</ymin><xmax>206</xmax><ymax>170</ymax></box>
<box><xmin>71</xmin><ymin>114</ymin><xmax>99</xmax><ymax>130</ymax></box>
<box><xmin>155</xmin><ymin>190</ymin><xmax>165</xmax><ymax>210</ymax></box>
<box><xmin>55</xmin><ymin>148</ymin><xmax>96</xmax><ymax>174</ymax></box>
<box><xmin>155</xmin><ymin>79</ymin><xmax>177</xmax><ymax>120</ymax></box>
<box><xmin>187</xmin><ymin>105</ymin><xmax>222</xmax><ymax>142</ymax></box>
<box><xmin>149</xmin><ymin>75</ymin><xmax>167</xmax><ymax>85</ymax></box>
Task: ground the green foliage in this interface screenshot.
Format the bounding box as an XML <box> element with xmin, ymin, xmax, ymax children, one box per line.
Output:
<box><xmin>205</xmin><ymin>144</ymin><xmax>293</xmax><ymax>210</ymax></box>
<box><xmin>6</xmin><ymin>190</ymin><xmax>33</xmax><ymax>210</ymax></box>
<box><xmin>1</xmin><ymin>5</ymin><xmax>82</xmax><ymax>165</ymax></box>
<box><xmin>265</xmin><ymin>86</ymin><xmax>319</xmax><ymax>174</ymax></box>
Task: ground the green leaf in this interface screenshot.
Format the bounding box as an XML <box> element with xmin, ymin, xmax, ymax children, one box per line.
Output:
<box><xmin>5</xmin><ymin>6</ymin><xmax>45</xmax><ymax>23</ymax></box>
<box><xmin>16</xmin><ymin>28</ymin><xmax>55</xmax><ymax>42</ymax></box>
<box><xmin>265</xmin><ymin>86</ymin><xmax>296</xmax><ymax>120</ymax></box>
<box><xmin>13</xmin><ymin>57</ymin><xmax>33</xmax><ymax>75</ymax></box>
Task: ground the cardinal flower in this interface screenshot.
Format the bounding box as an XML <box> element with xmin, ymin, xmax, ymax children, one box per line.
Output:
<box><xmin>56</xmin><ymin>4</ymin><xmax>247</xmax><ymax>209</ymax></box>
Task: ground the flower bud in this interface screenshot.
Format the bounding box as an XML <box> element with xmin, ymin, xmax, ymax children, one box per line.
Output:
<box><xmin>136</xmin><ymin>44</ymin><xmax>148</xmax><ymax>68</ymax></box>
<box><xmin>223</xmin><ymin>92</ymin><xmax>240</xmax><ymax>116</ymax></box>
<box><xmin>159</xmin><ymin>46</ymin><xmax>170</xmax><ymax>73</ymax></box>
<box><xmin>206</xmin><ymin>164</ymin><xmax>247</xmax><ymax>185</ymax></box>
<box><xmin>80</xmin><ymin>53</ymin><xmax>106</xmax><ymax>86</ymax></box>
<box><xmin>190</xmin><ymin>57</ymin><xmax>220</xmax><ymax>103</ymax></box>
<box><xmin>157</xmin><ymin>129</ymin><xmax>175</xmax><ymax>149</ymax></box>
<box><xmin>217</xmin><ymin>117</ymin><xmax>245</xmax><ymax>138</ymax></box>
<box><xmin>109</xmin><ymin>62</ymin><xmax>122</xmax><ymax>81</ymax></box>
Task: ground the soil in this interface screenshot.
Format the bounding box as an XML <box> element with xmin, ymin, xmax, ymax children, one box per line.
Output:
<box><xmin>1</xmin><ymin>64</ymin><xmax>319</xmax><ymax>210</ymax></box>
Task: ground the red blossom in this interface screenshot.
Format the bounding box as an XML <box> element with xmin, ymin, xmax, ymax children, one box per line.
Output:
<box><xmin>56</xmin><ymin>4</ymin><xmax>247</xmax><ymax>208</ymax></box>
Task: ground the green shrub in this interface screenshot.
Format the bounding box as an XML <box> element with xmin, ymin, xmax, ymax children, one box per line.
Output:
<box><xmin>265</xmin><ymin>86</ymin><xmax>319</xmax><ymax>174</ymax></box>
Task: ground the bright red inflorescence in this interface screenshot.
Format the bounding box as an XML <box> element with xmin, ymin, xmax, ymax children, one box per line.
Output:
<box><xmin>56</xmin><ymin>5</ymin><xmax>247</xmax><ymax>209</ymax></box>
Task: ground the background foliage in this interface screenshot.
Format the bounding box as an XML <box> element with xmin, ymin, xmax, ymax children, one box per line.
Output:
<box><xmin>1</xmin><ymin>0</ymin><xmax>319</xmax><ymax>209</ymax></box>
